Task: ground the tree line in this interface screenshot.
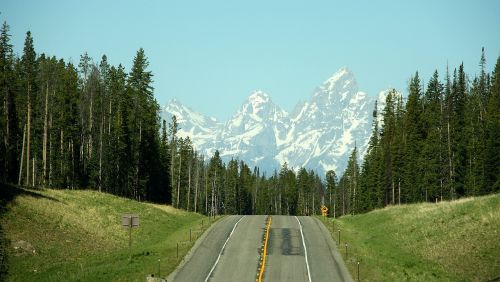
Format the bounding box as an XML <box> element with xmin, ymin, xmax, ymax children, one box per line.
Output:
<box><xmin>0</xmin><ymin>22</ymin><xmax>166</xmax><ymax>202</ymax></box>
<box><xmin>334</xmin><ymin>49</ymin><xmax>499</xmax><ymax>216</ymax></box>
<box><xmin>1</xmin><ymin>20</ymin><xmax>498</xmax><ymax>217</ymax></box>
<box><xmin>0</xmin><ymin>21</ymin><xmax>328</xmax><ymax>216</ymax></box>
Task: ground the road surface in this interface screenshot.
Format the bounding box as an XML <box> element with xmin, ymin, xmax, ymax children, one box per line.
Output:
<box><xmin>168</xmin><ymin>215</ymin><xmax>352</xmax><ymax>282</ymax></box>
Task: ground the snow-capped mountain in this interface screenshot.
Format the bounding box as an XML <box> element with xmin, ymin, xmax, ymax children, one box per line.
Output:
<box><xmin>276</xmin><ymin>68</ymin><xmax>372</xmax><ymax>174</ymax></box>
<box><xmin>162</xmin><ymin>99</ymin><xmax>223</xmax><ymax>156</ymax></box>
<box><xmin>162</xmin><ymin>68</ymin><xmax>390</xmax><ymax>176</ymax></box>
<box><xmin>217</xmin><ymin>91</ymin><xmax>290</xmax><ymax>173</ymax></box>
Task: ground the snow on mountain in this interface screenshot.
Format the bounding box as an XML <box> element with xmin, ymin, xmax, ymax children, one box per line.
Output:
<box><xmin>276</xmin><ymin>68</ymin><xmax>372</xmax><ymax>174</ymax></box>
<box><xmin>216</xmin><ymin>90</ymin><xmax>289</xmax><ymax>172</ymax></box>
<box><xmin>161</xmin><ymin>99</ymin><xmax>223</xmax><ymax>156</ymax></box>
<box><xmin>161</xmin><ymin>68</ymin><xmax>393</xmax><ymax>176</ymax></box>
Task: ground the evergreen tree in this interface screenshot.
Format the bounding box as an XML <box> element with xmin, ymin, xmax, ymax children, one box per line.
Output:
<box><xmin>380</xmin><ymin>89</ymin><xmax>397</xmax><ymax>205</ymax></box>
<box><xmin>20</xmin><ymin>31</ymin><xmax>37</xmax><ymax>187</ymax></box>
<box><xmin>402</xmin><ymin>73</ymin><xmax>424</xmax><ymax>202</ymax></box>
<box><xmin>484</xmin><ymin>56</ymin><xmax>500</xmax><ymax>192</ymax></box>
<box><xmin>422</xmin><ymin>71</ymin><xmax>444</xmax><ymax>202</ymax></box>
<box><xmin>225</xmin><ymin>159</ymin><xmax>239</xmax><ymax>214</ymax></box>
<box><xmin>127</xmin><ymin>48</ymin><xmax>160</xmax><ymax>200</ymax></box>
<box><xmin>325</xmin><ymin>170</ymin><xmax>337</xmax><ymax>216</ymax></box>
<box><xmin>0</xmin><ymin>21</ymin><xmax>18</xmax><ymax>183</ymax></box>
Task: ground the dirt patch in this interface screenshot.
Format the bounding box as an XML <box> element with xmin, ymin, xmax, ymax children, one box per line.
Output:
<box><xmin>12</xmin><ymin>240</ymin><xmax>36</xmax><ymax>256</ymax></box>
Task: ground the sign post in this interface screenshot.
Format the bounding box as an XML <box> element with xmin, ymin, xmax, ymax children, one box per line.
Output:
<box><xmin>122</xmin><ymin>214</ymin><xmax>140</xmax><ymax>260</ymax></box>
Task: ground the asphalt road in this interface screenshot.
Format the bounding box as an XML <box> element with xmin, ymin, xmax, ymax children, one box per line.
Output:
<box><xmin>168</xmin><ymin>215</ymin><xmax>352</xmax><ymax>282</ymax></box>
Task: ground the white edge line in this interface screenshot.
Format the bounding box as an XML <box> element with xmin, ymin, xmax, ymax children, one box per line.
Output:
<box><xmin>204</xmin><ymin>215</ymin><xmax>246</xmax><ymax>282</ymax></box>
<box><xmin>295</xmin><ymin>216</ymin><xmax>312</xmax><ymax>282</ymax></box>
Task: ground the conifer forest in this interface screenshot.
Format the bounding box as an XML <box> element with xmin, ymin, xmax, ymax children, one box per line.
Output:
<box><xmin>1</xmin><ymin>21</ymin><xmax>499</xmax><ymax>217</ymax></box>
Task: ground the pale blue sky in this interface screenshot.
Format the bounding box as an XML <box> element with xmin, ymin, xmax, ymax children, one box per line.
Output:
<box><xmin>3</xmin><ymin>0</ymin><xmax>500</xmax><ymax>120</ymax></box>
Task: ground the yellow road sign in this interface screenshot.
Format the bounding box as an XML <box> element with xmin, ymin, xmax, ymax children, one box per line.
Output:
<box><xmin>321</xmin><ymin>205</ymin><xmax>328</xmax><ymax>216</ymax></box>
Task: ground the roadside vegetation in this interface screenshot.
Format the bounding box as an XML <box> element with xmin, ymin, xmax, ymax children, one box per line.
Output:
<box><xmin>326</xmin><ymin>194</ymin><xmax>500</xmax><ymax>281</ymax></box>
<box><xmin>0</xmin><ymin>184</ymin><xmax>215</xmax><ymax>281</ymax></box>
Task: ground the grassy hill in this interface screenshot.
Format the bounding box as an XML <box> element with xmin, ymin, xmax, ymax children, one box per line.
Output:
<box><xmin>325</xmin><ymin>194</ymin><xmax>500</xmax><ymax>281</ymax></box>
<box><xmin>0</xmin><ymin>184</ymin><xmax>215</xmax><ymax>281</ymax></box>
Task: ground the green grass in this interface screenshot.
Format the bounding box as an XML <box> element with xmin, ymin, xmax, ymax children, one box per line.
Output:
<box><xmin>323</xmin><ymin>194</ymin><xmax>500</xmax><ymax>282</ymax></box>
<box><xmin>0</xmin><ymin>184</ymin><xmax>218</xmax><ymax>281</ymax></box>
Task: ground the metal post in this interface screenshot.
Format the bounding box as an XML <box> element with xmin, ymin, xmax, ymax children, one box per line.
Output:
<box><xmin>357</xmin><ymin>261</ymin><xmax>360</xmax><ymax>281</ymax></box>
<box><xmin>128</xmin><ymin>216</ymin><xmax>132</xmax><ymax>260</ymax></box>
<box><xmin>158</xmin><ymin>259</ymin><xmax>161</xmax><ymax>278</ymax></box>
<box><xmin>345</xmin><ymin>243</ymin><xmax>348</xmax><ymax>261</ymax></box>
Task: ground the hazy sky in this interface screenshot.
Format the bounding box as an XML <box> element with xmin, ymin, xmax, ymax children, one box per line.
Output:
<box><xmin>3</xmin><ymin>0</ymin><xmax>500</xmax><ymax>120</ymax></box>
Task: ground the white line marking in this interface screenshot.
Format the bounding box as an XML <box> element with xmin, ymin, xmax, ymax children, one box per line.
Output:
<box><xmin>204</xmin><ymin>215</ymin><xmax>245</xmax><ymax>282</ymax></box>
<box><xmin>295</xmin><ymin>216</ymin><xmax>312</xmax><ymax>282</ymax></box>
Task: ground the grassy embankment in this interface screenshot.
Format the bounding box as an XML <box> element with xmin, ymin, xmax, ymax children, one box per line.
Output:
<box><xmin>325</xmin><ymin>194</ymin><xmax>499</xmax><ymax>281</ymax></box>
<box><xmin>0</xmin><ymin>184</ymin><xmax>217</xmax><ymax>281</ymax></box>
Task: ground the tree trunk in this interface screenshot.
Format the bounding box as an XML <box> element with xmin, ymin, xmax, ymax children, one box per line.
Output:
<box><xmin>32</xmin><ymin>157</ymin><xmax>35</xmax><ymax>187</ymax></box>
<box><xmin>447</xmin><ymin>121</ymin><xmax>453</xmax><ymax>198</ymax></box>
<box><xmin>43</xmin><ymin>82</ymin><xmax>49</xmax><ymax>184</ymax></box>
<box><xmin>205</xmin><ymin>166</ymin><xmax>208</xmax><ymax>215</ymax></box>
<box><xmin>353</xmin><ymin>164</ymin><xmax>357</xmax><ymax>214</ymax></box>
<box><xmin>88</xmin><ymin>89</ymin><xmax>93</xmax><ymax>159</ymax></box>
<box><xmin>4</xmin><ymin>86</ymin><xmax>9</xmax><ymax>181</ymax></box>
<box><xmin>392</xmin><ymin>180</ymin><xmax>395</xmax><ymax>205</ymax></box>
<box><xmin>71</xmin><ymin>140</ymin><xmax>74</xmax><ymax>189</ymax></box>
<box><xmin>135</xmin><ymin>121</ymin><xmax>142</xmax><ymax>200</ymax></box>
<box><xmin>214</xmin><ymin>170</ymin><xmax>218</xmax><ymax>216</ymax></box>
<box><xmin>279</xmin><ymin>185</ymin><xmax>282</xmax><ymax>215</ymax></box>
<box><xmin>176</xmin><ymin>152</ymin><xmax>182</xmax><ymax>208</ymax></box>
<box><xmin>194</xmin><ymin>159</ymin><xmax>199</xmax><ymax>213</ymax></box>
<box><xmin>18</xmin><ymin>124</ymin><xmax>26</xmax><ymax>185</ymax></box>
<box><xmin>171</xmin><ymin>140</ymin><xmax>175</xmax><ymax>206</ymax></box>
<box><xmin>60</xmin><ymin>129</ymin><xmax>63</xmax><ymax>178</ymax></box>
<box><xmin>99</xmin><ymin>115</ymin><xmax>103</xmax><ymax>192</ymax></box>
<box><xmin>342</xmin><ymin>179</ymin><xmax>345</xmax><ymax>216</ymax></box>
<box><xmin>187</xmin><ymin>160</ymin><xmax>191</xmax><ymax>211</ymax></box>
<box><xmin>108</xmin><ymin>99</ymin><xmax>112</xmax><ymax>135</ymax></box>
<box><xmin>211</xmin><ymin>177</ymin><xmax>215</xmax><ymax>217</ymax></box>
<box><xmin>312</xmin><ymin>191</ymin><xmax>315</xmax><ymax>216</ymax></box>
<box><xmin>49</xmin><ymin>112</ymin><xmax>53</xmax><ymax>186</ymax></box>
<box><xmin>329</xmin><ymin>186</ymin><xmax>332</xmax><ymax>215</ymax></box>
<box><xmin>26</xmin><ymin>84</ymin><xmax>31</xmax><ymax>186</ymax></box>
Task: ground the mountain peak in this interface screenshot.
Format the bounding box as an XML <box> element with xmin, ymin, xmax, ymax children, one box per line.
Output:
<box><xmin>167</xmin><ymin>97</ymin><xmax>183</xmax><ymax>107</ymax></box>
<box><xmin>323</xmin><ymin>67</ymin><xmax>355</xmax><ymax>88</ymax></box>
<box><xmin>245</xmin><ymin>90</ymin><xmax>272</xmax><ymax>116</ymax></box>
<box><xmin>162</xmin><ymin>68</ymin><xmax>374</xmax><ymax>176</ymax></box>
<box><xmin>248</xmin><ymin>90</ymin><xmax>270</xmax><ymax>102</ymax></box>
<box><xmin>311</xmin><ymin>68</ymin><xmax>358</xmax><ymax>104</ymax></box>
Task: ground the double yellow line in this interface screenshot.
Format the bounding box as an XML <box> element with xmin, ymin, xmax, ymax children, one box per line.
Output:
<box><xmin>257</xmin><ymin>216</ymin><xmax>272</xmax><ymax>282</ymax></box>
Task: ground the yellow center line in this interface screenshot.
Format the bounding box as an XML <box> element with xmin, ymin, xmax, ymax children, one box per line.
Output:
<box><xmin>258</xmin><ymin>216</ymin><xmax>272</xmax><ymax>282</ymax></box>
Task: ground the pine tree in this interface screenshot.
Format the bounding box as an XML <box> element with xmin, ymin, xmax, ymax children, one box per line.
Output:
<box><xmin>20</xmin><ymin>31</ymin><xmax>37</xmax><ymax>186</ymax></box>
<box><xmin>127</xmin><ymin>48</ymin><xmax>160</xmax><ymax>200</ymax></box>
<box><xmin>225</xmin><ymin>158</ymin><xmax>239</xmax><ymax>214</ymax></box>
<box><xmin>484</xmin><ymin>55</ymin><xmax>500</xmax><ymax>192</ymax></box>
<box><xmin>380</xmin><ymin>89</ymin><xmax>397</xmax><ymax>205</ymax></box>
<box><xmin>325</xmin><ymin>170</ymin><xmax>337</xmax><ymax>216</ymax></box>
<box><xmin>0</xmin><ymin>21</ymin><xmax>19</xmax><ymax>183</ymax></box>
<box><xmin>402</xmin><ymin>73</ymin><xmax>424</xmax><ymax>202</ymax></box>
<box><xmin>422</xmin><ymin>71</ymin><xmax>444</xmax><ymax>202</ymax></box>
<box><xmin>169</xmin><ymin>115</ymin><xmax>179</xmax><ymax>206</ymax></box>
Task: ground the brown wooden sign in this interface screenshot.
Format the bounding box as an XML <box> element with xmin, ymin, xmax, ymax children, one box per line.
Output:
<box><xmin>122</xmin><ymin>214</ymin><xmax>140</xmax><ymax>227</ymax></box>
